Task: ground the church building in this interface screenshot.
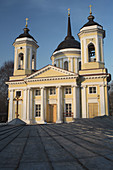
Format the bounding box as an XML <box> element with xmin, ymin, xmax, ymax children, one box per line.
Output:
<box><xmin>6</xmin><ymin>8</ymin><xmax>111</xmax><ymax>124</ymax></box>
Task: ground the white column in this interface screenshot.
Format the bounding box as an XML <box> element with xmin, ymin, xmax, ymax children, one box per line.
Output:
<box><xmin>30</xmin><ymin>47</ymin><xmax>32</xmax><ymax>70</ymax></box>
<box><xmin>73</xmin><ymin>86</ymin><xmax>80</xmax><ymax>119</ymax></box>
<box><xmin>56</xmin><ymin>86</ymin><xmax>62</xmax><ymax>123</ymax></box>
<box><xmin>23</xmin><ymin>89</ymin><xmax>27</xmax><ymax>121</ymax></box>
<box><xmin>27</xmin><ymin>88</ymin><xmax>30</xmax><ymax>123</ymax></box>
<box><xmin>96</xmin><ymin>35</ymin><xmax>100</xmax><ymax>62</ymax></box>
<box><xmin>24</xmin><ymin>47</ymin><xmax>27</xmax><ymax>69</ymax></box>
<box><xmin>75</xmin><ymin>58</ymin><xmax>78</xmax><ymax>73</ymax></box>
<box><xmin>41</xmin><ymin>87</ymin><xmax>45</xmax><ymax>123</ymax></box>
<box><xmin>100</xmin><ymin>85</ymin><xmax>105</xmax><ymax>116</ymax></box>
<box><xmin>102</xmin><ymin>38</ymin><xmax>104</xmax><ymax>62</ymax></box>
<box><xmin>82</xmin><ymin>86</ymin><xmax>87</xmax><ymax>118</ymax></box>
<box><xmin>76</xmin><ymin>87</ymin><xmax>80</xmax><ymax>118</ymax></box>
<box><xmin>84</xmin><ymin>39</ymin><xmax>87</xmax><ymax>63</ymax></box>
<box><xmin>44</xmin><ymin>88</ymin><xmax>46</xmax><ymax>122</ymax></box>
<box><xmin>30</xmin><ymin>89</ymin><xmax>33</xmax><ymax>121</ymax></box>
<box><xmin>60</xmin><ymin>59</ymin><xmax>62</xmax><ymax>68</ymax></box>
<box><xmin>14</xmin><ymin>48</ymin><xmax>18</xmax><ymax>70</ymax></box>
<box><xmin>71</xmin><ymin>58</ymin><xmax>73</xmax><ymax>72</ymax></box>
<box><xmin>8</xmin><ymin>90</ymin><xmax>13</xmax><ymax>122</ymax></box>
<box><xmin>56</xmin><ymin>60</ymin><xmax>58</xmax><ymax>67</ymax></box>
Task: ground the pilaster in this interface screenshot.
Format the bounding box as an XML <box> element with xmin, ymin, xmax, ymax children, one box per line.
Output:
<box><xmin>8</xmin><ymin>90</ymin><xmax>14</xmax><ymax>122</ymax></box>
<box><xmin>56</xmin><ymin>86</ymin><xmax>62</xmax><ymax>123</ymax></box>
<box><xmin>81</xmin><ymin>85</ymin><xmax>87</xmax><ymax>118</ymax></box>
<box><xmin>100</xmin><ymin>85</ymin><xmax>105</xmax><ymax>116</ymax></box>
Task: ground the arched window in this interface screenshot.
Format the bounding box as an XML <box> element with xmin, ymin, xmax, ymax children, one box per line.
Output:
<box><xmin>32</xmin><ymin>55</ymin><xmax>35</xmax><ymax>70</ymax></box>
<box><xmin>88</xmin><ymin>43</ymin><xmax>96</xmax><ymax>62</ymax></box>
<box><xmin>64</xmin><ymin>61</ymin><xmax>68</xmax><ymax>71</ymax></box>
<box><xmin>79</xmin><ymin>61</ymin><xmax>81</xmax><ymax>70</ymax></box>
<box><xmin>18</xmin><ymin>53</ymin><xmax>24</xmax><ymax>69</ymax></box>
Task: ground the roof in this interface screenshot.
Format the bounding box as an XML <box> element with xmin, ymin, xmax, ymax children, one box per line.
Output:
<box><xmin>15</xmin><ymin>27</ymin><xmax>37</xmax><ymax>43</ymax></box>
<box><xmin>81</xmin><ymin>12</ymin><xmax>102</xmax><ymax>29</ymax></box>
<box><xmin>54</xmin><ymin>13</ymin><xmax>80</xmax><ymax>52</ymax></box>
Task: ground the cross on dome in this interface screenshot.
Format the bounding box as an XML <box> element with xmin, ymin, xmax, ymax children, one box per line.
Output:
<box><xmin>89</xmin><ymin>5</ymin><xmax>92</xmax><ymax>15</ymax></box>
<box><xmin>25</xmin><ymin>18</ymin><xmax>28</xmax><ymax>28</ymax></box>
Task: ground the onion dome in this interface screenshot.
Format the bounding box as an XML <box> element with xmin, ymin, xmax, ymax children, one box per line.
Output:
<box><xmin>81</xmin><ymin>5</ymin><xmax>102</xmax><ymax>29</ymax></box>
<box><xmin>54</xmin><ymin>9</ymin><xmax>80</xmax><ymax>52</ymax></box>
<box><xmin>15</xmin><ymin>18</ymin><xmax>37</xmax><ymax>42</ymax></box>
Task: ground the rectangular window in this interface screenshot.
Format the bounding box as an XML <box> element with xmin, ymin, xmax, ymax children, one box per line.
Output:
<box><xmin>65</xmin><ymin>87</ymin><xmax>71</xmax><ymax>94</ymax></box>
<box><xmin>16</xmin><ymin>91</ymin><xmax>21</xmax><ymax>98</ymax></box>
<box><xmin>50</xmin><ymin>88</ymin><xmax>56</xmax><ymax>95</ymax></box>
<box><xmin>35</xmin><ymin>104</ymin><xmax>41</xmax><ymax>117</ymax></box>
<box><xmin>65</xmin><ymin>104</ymin><xmax>72</xmax><ymax>117</ymax></box>
<box><xmin>35</xmin><ymin>89</ymin><xmax>41</xmax><ymax>96</ymax></box>
<box><xmin>89</xmin><ymin>87</ymin><xmax>96</xmax><ymax>94</ymax></box>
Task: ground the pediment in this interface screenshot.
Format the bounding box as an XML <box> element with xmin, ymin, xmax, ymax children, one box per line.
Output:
<box><xmin>27</xmin><ymin>65</ymin><xmax>76</xmax><ymax>80</ymax></box>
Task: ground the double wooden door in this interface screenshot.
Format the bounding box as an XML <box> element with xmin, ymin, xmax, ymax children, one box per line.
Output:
<box><xmin>47</xmin><ymin>104</ymin><xmax>57</xmax><ymax>123</ymax></box>
<box><xmin>88</xmin><ymin>103</ymin><xmax>98</xmax><ymax>118</ymax></box>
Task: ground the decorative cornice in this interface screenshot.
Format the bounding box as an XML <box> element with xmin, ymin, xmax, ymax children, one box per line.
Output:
<box><xmin>27</xmin><ymin>65</ymin><xmax>76</xmax><ymax>79</ymax></box>
<box><xmin>26</xmin><ymin>76</ymin><xmax>77</xmax><ymax>83</ymax></box>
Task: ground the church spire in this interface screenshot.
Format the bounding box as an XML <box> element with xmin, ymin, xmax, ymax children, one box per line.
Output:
<box><xmin>67</xmin><ymin>8</ymin><xmax>72</xmax><ymax>37</ymax></box>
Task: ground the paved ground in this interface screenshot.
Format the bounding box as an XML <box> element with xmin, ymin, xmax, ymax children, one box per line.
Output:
<box><xmin>0</xmin><ymin>117</ymin><xmax>113</xmax><ymax>170</ymax></box>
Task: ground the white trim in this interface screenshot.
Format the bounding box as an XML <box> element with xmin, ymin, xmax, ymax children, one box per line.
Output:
<box><xmin>81</xmin><ymin>82</ymin><xmax>104</xmax><ymax>86</ymax></box>
<box><xmin>27</xmin><ymin>65</ymin><xmax>75</xmax><ymax>79</ymax></box>
<box><xmin>54</xmin><ymin>55</ymin><xmax>81</xmax><ymax>60</ymax></box>
<box><xmin>80</xmin><ymin>25</ymin><xmax>102</xmax><ymax>32</ymax></box>
<box><xmin>15</xmin><ymin>37</ymin><xmax>36</xmax><ymax>42</ymax></box>
<box><xmin>23</xmin><ymin>90</ymin><xmax>27</xmax><ymax>120</ymax></box>
<box><xmin>100</xmin><ymin>85</ymin><xmax>105</xmax><ymax>116</ymax></box>
<box><xmin>75</xmin><ymin>58</ymin><xmax>78</xmax><ymax>73</ymax></box>
<box><xmin>88</xmin><ymin>86</ymin><xmax>97</xmax><ymax>94</ymax></box>
<box><xmin>8</xmin><ymin>82</ymin><xmax>77</xmax><ymax>91</ymax></box>
<box><xmin>53</xmin><ymin>48</ymin><xmax>81</xmax><ymax>55</ymax></box>
<box><xmin>41</xmin><ymin>88</ymin><xmax>44</xmax><ymax>121</ymax></box>
<box><xmin>8</xmin><ymin>90</ymin><xmax>13</xmax><ymax>122</ymax></box>
<box><xmin>15</xmin><ymin>90</ymin><xmax>22</xmax><ymax>98</ymax></box>
<box><xmin>64</xmin><ymin>98</ymin><xmax>72</xmax><ymax>103</ymax></box>
<box><xmin>82</xmin><ymin>86</ymin><xmax>87</xmax><ymax>118</ymax></box>
<box><xmin>48</xmin><ymin>99</ymin><xmax>57</xmax><ymax>104</ymax></box>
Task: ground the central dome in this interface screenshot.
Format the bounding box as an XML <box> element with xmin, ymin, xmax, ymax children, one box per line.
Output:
<box><xmin>54</xmin><ymin>11</ymin><xmax>80</xmax><ymax>52</ymax></box>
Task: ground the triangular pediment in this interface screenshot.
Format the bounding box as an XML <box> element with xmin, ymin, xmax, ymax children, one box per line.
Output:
<box><xmin>27</xmin><ymin>65</ymin><xmax>76</xmax><ymax>80</ymax></box>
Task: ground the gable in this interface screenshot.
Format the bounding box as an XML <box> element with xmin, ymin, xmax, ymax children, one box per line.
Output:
<box><xmin>34</xmin><ymin>69</ymin><xmax>67</xmax><ymax>78</ymax></box>
<box><xmin>27</xmin><ymin>65</ymin><xmax>75</xmax><ymax>80</ymax></box>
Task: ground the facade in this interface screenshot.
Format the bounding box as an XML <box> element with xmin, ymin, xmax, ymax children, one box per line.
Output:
<box><xmin>6</xmin><ymin>9</ymin><xmax>111</xmax><ymax>124</ymax></box>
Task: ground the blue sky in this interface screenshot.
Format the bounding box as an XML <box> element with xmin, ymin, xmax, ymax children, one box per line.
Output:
<box><xmin>0</xmin><ymin>0</ymin><xmax>113</xmax><ymax>79</ymax></box>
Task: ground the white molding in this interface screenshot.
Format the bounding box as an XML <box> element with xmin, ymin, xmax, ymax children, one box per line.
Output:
<box><xmin>27</xmin><ymin>65</ymin><xmax>75</xmax><ymax>79</ymax></box>
<box><xmin>64</xmin><ymin>98</ymin><xmax>72</xmax><ymax>103</ymax></box>
<box><xmin>88</xmin><ymin>86</ymin><xmax>97</xmax><ymax>94</ymax></box>
<box><xmin>80</xmin><ymin>25</ymin><xmax>102</xmax><ymax>32</ymax></box>
<box><xmin>53</xmin><ymin>48</ymin><xmax>81</xmax><ymax>55</ymax></box>
<box><xmin>81</xmin><ymin>82</ymin><xmax>104</xmax><ymax>86</ymax></box>
<box><xmin>54</xmin><ymin>55</ymin><xmax>81</xmax><ymax>60</ymax></box>
<box><xmin>16</xmin><ymin>37</ymin><xmax>35</xmax><ymax>42</ymax></box>
<box><xmin>48</xmin><ymin>99</ymin><xmax>57</xmax><ymax>104</ymax></box>
<box><xmin>100</xmin><ymin>85</ymin><xmax>105</xmax><ymax>116</ymax></box>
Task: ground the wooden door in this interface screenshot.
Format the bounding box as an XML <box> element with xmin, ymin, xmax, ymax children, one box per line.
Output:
<box><xmin>47</xmin><ymin>104</ymin><xmax>57</xmax><ymax>123</ymax></box>
<box><xmin>53</xmin><ymin>104</ymin><xmax>57</xmax><ymax>123</ymax></box>
<box><xmin>88</xmin><ymin>103</ymin><xmax>98</xmax><ymax>118</ymax></box>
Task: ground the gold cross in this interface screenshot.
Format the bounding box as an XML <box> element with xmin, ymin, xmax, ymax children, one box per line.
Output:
<box><xmin>68</xmin><ymin>8</ymin><xmax>70</xmax><ymax>16</ymax></box>
<box><xmin>25</xmin><ymin>18</ymin><xmax>28</xmax><ymax>28</ymax></box>
<box><xmin>89</xmin><ymin>5</ymin><xmax>92</xmax><ymax>14</ymax></box>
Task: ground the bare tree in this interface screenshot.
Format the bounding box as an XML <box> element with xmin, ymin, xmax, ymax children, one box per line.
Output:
<box><xmin>0</xmin><ymin>61</ymin><xmax>14</xmax><ymax>119</ymax></box>
<box><xmin>109</xmin><ymin>81</ymin><xmax>113</xmax><ymax>116</ymax></box>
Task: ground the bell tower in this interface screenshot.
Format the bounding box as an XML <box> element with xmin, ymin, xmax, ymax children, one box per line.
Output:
<box><xmin>13</xmin><ymin>18</ymin><xmax>39</xmax><ymax>76</ymax></box>
<box><xmin>78</xmin><ymin>5</ymin><xmax>105</xmax><ymax>70</ymax></box>
<box><xmin>78</xmin><ymin>6</ymin><xmax>111</xmax><ymax>119</ymax></box>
